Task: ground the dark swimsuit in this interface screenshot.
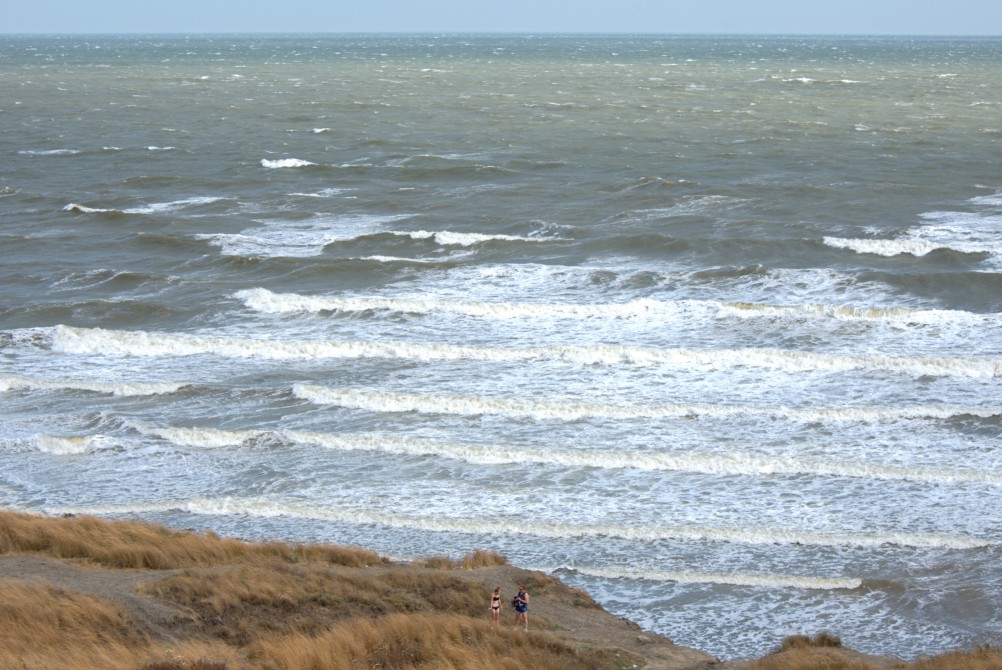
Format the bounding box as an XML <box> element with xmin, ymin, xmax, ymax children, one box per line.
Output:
<box><xmin>491</xmin><ymin>594</ymin><xmax>501</xmax><ymax>610</ymax></box>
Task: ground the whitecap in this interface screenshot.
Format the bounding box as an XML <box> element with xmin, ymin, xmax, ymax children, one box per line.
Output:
<box><xmin>50</xmin><ymin>498</ymin><xmax>996</xmax><ymax>550</ymax></box>
<box><xmin>261</xmin><ymin>158</ymin><xmax>316</xmax><ymax>168</ymax></box>
<box><xmin>552</xmin><ymin>565</ymin><xmax>863</xmax><ymax>591</ymax></box>
<box><xmin>50</xmin><ymin>325</ymin><xmax>1002</xmax><ymax>379</ymax></box>
<box><xmin>0</xmin><ymin>373</ymin><xmax>187</xmax><ymax>397</ymax></box>
<box><xmin>35</xmin><ymin>435</ymin><xmax>97</xmax><ymax>455</ymax></box>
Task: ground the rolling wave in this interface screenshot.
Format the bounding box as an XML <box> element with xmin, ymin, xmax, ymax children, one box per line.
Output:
<box><xmin>0</xmin><ymin>373</ymin><xmax>187</xmax><ymax>397</ymax></box>
<box><xmin>236</xmin><ymin>287</ymin><xmax>1001</xmax><ymax>328</ymax></box>
<box><xmin>35</xmin><ymin>434</ymin><xmax>102</xmax><ymax>455</ymax></box>
<box><xmin>63</xmin><ymin>197</ymin><xmax>229</xmax><ymax>216</ymax></box>
<box><xmin>823</xmin><ymin>236</ymin><xmax>994</xmax><ymax>258</ymax></box>
<box><xmin>293</xmin><ymin>385</ymin><xmax>1002</xmax><ymax>422</ymax></box>
<box><xmin>48</xmin><ymin>498</ymin><xmax>996</xmax><ymax>550</ymax></box>
<box><xmin>550</xmin><ymin>565</ymin><xmax>863</xmax><ymax>591</ymax></box>
<box><xmin>261</xmin><ymin>158</ymin><xmax>316</xmax><ymax>168</ymax></box>
<box><xmin>48</xmin><ymin>325</ymin><xmax>1002</xmax><ymax>378</ymax></box>
<box><xmin>132</xmin><ymin>423</ymin><xmax>1002</xmax><ymax>485</ymax></box>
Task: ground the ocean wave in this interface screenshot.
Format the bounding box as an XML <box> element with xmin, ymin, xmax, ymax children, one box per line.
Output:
<box><xmin>390</xmin><ymin>230</ymin><xmax>554</xmax><ymax>246</ymax></box>
<box><xmin>64</xmin><ymin>196</ymin><xmax>227</xmax><ymax>216</ymax></box>
<box><xmin>0</xmin><ymin>373</ymin><xmax>187</xmax><ymax>397</ymax></box>
<box><xmin>133</xmin><ymin>423</ymin><xmax>1002</xmax><ymax>485</ymax></box>
<box><xmin>49</xmin><ymin>498</ymin><xmax>996</xmax><ymax>550</ymax></box>
<box><xmin>293</xmin><ymin>385</ymin><xmax>1002</xmax><ymax>423</ymax></box>
<box><xmin>19</xmin><ymin>147</ymin><xmax>120</xmax><ymax>156</ymax></box>
<box><xmin>63</xmin><ymin>203</ymin><xmax>122</xmax><ymax>215</ymax></box>
<box><xmin>131</xmin><ymin>423</ymin><xmax>265</xmax><ymax>447</ymax></box>
<box><xmin>19</xmin><ymin>149</ymin><xmax>83</xmax><ymax>156</ymax></box>
<box><xmin>261</xmin><ymin>158</ymin><xmax>316</xmax><ymax>168</ymax></box>
<box><xmin>195</xmin><ymin>214</ymin><xmax>415</xmax><ymax>258</ymax></box>
<box><xmin>823</xmin><ymin>236</ymin><xmax>994</xmax><ymax>258</ymax></box>
<box><xmin>236</xmin><ymin>287</ymin><xmax>1000</xmax><ymax>328</ymax></box>
<box><xmin>825</xmin><ymin>200</ymin><xmax>1002</xmax><ymax>260</ymax></box>
<box><xmin>49</xmin><ymin>325</ymin><xmax>1002</xmax><ymax>378</ymax></box>
<box><xmin>551</xmin><ymin>565</ymin><xmax>863</xmax><ymax>591</ymax></box>
<box><xmin>35</xmin><ymin>434</ymin><xmax>100</xmax><ymax>455</ymax></box>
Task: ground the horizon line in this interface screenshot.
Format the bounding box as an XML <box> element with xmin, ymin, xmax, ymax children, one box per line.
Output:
<box><xmin>2</xmin><ymin>31</ymin><xmax>1001</xmax><ymax>38</ymax></box>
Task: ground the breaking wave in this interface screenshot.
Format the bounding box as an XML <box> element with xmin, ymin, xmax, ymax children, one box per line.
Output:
<box><xmin>49</xmin><ymin>498</ymin><xmax>996</xmax><ymax>550</ymax></box>
<box><xmin>133</xmin><ymin>423</ymin><xmax>1002</xmax><ymax>485</ymax></box>
<box><xmin>0</xmin><ymin>373</ymin><xmax>187</xmax><ymax>397</ymax></box>
<box><xmin>48</xmin><ymin>325</ymin><xmax>1002</xmax><ymax>379</ymax></box>
<box><xmin>293</xmin><ymin>385</ymin><xmax>1002</xmax><ymax>423</ymax></box>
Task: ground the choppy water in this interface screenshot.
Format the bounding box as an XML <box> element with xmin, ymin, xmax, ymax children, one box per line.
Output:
<box><xmin>2</xmin><ymin>34</ymin><xmax>1001</xmax><ymax>660</ymax></box>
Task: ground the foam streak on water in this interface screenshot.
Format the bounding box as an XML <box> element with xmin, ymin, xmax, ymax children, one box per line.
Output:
<box><xmin>2</xmin><ymin>35</ymin><xmax>1002</xmax><ymax>662</ymax></box>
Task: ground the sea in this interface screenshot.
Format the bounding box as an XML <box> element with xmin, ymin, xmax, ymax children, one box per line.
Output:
<box><xmin>1</xmin><ymin>34</ymin><xmax>1000</xmax><ymax>661</ymax></box>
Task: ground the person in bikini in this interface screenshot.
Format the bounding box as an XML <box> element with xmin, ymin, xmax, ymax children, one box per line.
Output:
<box><xmin>490</xmin><ymin>586</ymin><xmax>503</xmax><ymax>625</ymax></box>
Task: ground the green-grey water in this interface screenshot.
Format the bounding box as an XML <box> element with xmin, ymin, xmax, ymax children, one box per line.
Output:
<box><xmin>2</xmin><ymin>35</ymin><xmax>1001</xmax><ymax>660</ymax></box>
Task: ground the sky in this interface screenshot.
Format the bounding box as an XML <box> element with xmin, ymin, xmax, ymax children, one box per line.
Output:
<box><xmin>4</xmin><ymin>0</ymin><xmax>1002</xmax><ymax>35</ymax></box>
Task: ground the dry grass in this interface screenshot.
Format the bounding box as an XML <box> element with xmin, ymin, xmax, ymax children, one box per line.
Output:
<box><xmin>908</xmin><ymin>645</ymin><xmax>1002</xmax><ymax>670</ymax></box>
<box><xmin>0</xmin><ymin>579</ymin><xmax>242</xmax><ymax>670</ymax></box>
<box><xmin>779</xmin><ymin>632</ymin><xmax>844</xmax><ymax>651</ymax></box>
<box><xmin>421</xmin><ymin>547</ymin><xmax>509</xmax><ymax>569</ymax></box>
<box><xmin>0</xmin><ymin>509</ymin><xmax>383</xmax><ymax>569</ymax></box>
<box><xmin>747</xmin><ymin>635</ymin><xmax>1002</xmax><ymax>670</ymax></box>
<box><xmin>5</xmin><ymin>511</ymin><xmax>1000</xmax><ymax>670</ymax></box>
<box><xmin>139</xmin><ymin>562</ymin><xmax>498</xmax><ymax>645</ymax></box>
<box><xmin>249</xmin><ymin>612</ymin><xmax>619</xmax><ymax>670</ymax></box>
<box><xmin>744</xmin><ymin>647</ymin><xmax>873</xmax><ymax>670</ymax></box>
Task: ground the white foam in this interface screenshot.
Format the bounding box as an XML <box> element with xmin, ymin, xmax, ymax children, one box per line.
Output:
<box><xmin>293</xmin><ymin>385</ymin><xmax>1002</xmax><ymax>423</ymax></box>
<box><xmin>63</xmin><ymin>203</ymin><xmax>117</xmax><ymax>214</ymax></box>
<box><xmin>234</xmin><ymin>287</ymin><xmax>674</xmax><ymax>319</ymax></box>
<box><xmin>136</xmin><ymin>424</ymin><xmax>1002</xmax><ymax>485</ymax></box>
<box><xmin>122</xmin><ymin>196</ymin><xmax>226</xmax><ymax>214</ymax></box>
<box><xmin>196</xmin><ymin>214</ymin><xmax>413</xmax><ymax>258</ymax></box>
<box><xmin>392</xmin><ymin>230</ymin><xmax>552</xmax><ymax>246</ymax></box>
<box><xmin>35</xmin><ymin>435</ymin><xmax>97</xmax><ymax>455</ymax></box>
<box><xmin>132</xmin><ymin>423</ymin><xmax>264</xmax><ymax>447</ymax></box>
<box><xmin>19</xmin><ymin>149</ymin><xmax>80</xmax><ymax>156</ymax></box>
<box><xmin>552</xmin><ymin>565</ymin><xmax>863</xmax><ymax>591</ymax></box>
<box><xmin>261</xmin><ymin>158</ymin><xmax>316</xmax><ymax>168</ymax></box>
<box><xmin>823</xmin><ymin>236</ymin><xmax>952</xmax><ymax>257</ymax></box>
<box><xmin>49</xmin><ymin>325</ymin><xmax>1002</xmax><ymax>379</ymax></box>
<box><xmin>63</xmin><ymin>197</ymin><xmax>225</xmax><ymax>216</ymax></box>
<box><xmin>825</xmin><ymin>196</ymin><xmax>1002</xmax><ymax>259</ymax></box>
<box><xmin>0</xmin><ymin>373</ymin><xmax>186</xmax><ymax>397</ymax></box>
<box><xmin>237</xmin><ymin>287</ymin><xmax>1001</xmax><ymax>329</ymax></box>
<box><xmin>289</xmin><ymin>187</ymin><xmax>349</xmax><ymax>198</ymax></box>
<box><xmin>50</xmin><ymin>498</ymin><xmax>996</xmax><ymax>550</ymax></box>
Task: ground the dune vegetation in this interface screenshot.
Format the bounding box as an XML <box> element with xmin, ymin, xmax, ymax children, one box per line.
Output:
<box><xmin>1</xmin><ymin>510</ymin><xmax>1000</xmax><ymax>670</ymax></box>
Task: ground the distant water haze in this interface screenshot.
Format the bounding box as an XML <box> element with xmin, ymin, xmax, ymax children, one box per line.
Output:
<box><xmin>1</xmin><ymin>34</ymin><xmax>1001</xmax><ymax>661</ymax></box>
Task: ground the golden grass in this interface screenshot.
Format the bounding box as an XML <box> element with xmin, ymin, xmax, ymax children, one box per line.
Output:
<box><xmin>908</xmin><ymin>645</ymin><xmax>1002</xmax><ymax>670</ymax></box>
<box><xmin>779</xmin><ymin>632</ymin><xmax>844</xmax><ymax>651</ymax></box>
<box><xmin>744</xmin><ymin>647</ymin><xmax>873</xmax><ymax>670</ymax></box>
<box><xmin>5</xmin><ymin>511</ymin><xmax>1001</xmax><ymax>670</ymax></box>
<box><xmin>0</xmin><ymin>509</ymin><xmax>383</xmax><ymax>569</ymax></box>
<box><xmin>248</xmin><ymin>612</ymin><xmax>618</xmax><ymax>670</ymax></box>
<box><xmin>421</xmin><ymin>547</ymin><xmax>509</xmax><ymax>569</ymax></box>
<box><xmin>139</xmin><ymin>561</ymin><xmax>500</xmax><ymax>645</ymax></box>
<box><xmin>746</xmin><ymin>635</ymin><xmax>1002</xmax><ymax>670</ymax></box>
<box><xmin>0</xmin><ymin>579</ymin><xmax>242</xmax><ymax>670</ymax></box>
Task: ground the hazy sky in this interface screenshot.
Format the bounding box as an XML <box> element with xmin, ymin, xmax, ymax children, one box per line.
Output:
<box><xmin>5</xmin><ymin>0</ymin><xmax>1002</xmax><ymax>35</ymax></box>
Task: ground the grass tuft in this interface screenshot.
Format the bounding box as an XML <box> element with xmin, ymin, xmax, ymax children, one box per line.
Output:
<box><xmin>249</xmin><ymin>612</ymin><xmax>620</xmax><ymax>670</ymax></box>
<box><xmin>0</xmin><ymin>509</ymin><xmax>383</xmax><ymax>569</ymax></box>
<box><xmin>779</xmin><ymin>632</ymin><xmax>843</xmax><ymax>650</ymax></box>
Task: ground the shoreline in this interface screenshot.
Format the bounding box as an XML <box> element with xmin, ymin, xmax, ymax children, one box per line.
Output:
<box><xmin>0</xmin><ymin>510</ymin><xmax>994</xmax><ymax>670</ymax></box>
